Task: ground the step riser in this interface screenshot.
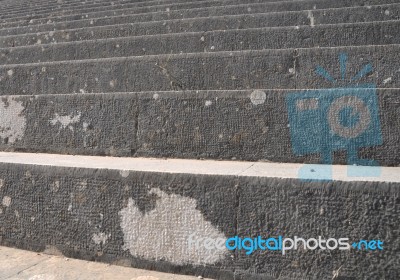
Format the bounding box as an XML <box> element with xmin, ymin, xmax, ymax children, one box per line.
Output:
<box><xmin>0</xmin><ymin>89</ymin><xmax>398</xmax><ymax>166</ymax></box>
<box><xmin>1</xmin><ymin>22</ymin><xmax>398</xmax><ymax>63</ymax></box>
<box><xmin>1</xmin><ymin>0</ymin><xmax>398</xmax><ymax>29</ymax></box>
<box><xmin>0</xmin><ymin>0</ymin><xmax>319</xmax><ymax>23</ymax></box>
<box><xmin>0</xmin><ymin>0</ymin><xmax>209</xmax><ymax>16</ymax></box>
<box><xmin>2</xmin><ymin>3</ymin><xmax>398</xmax><ymax>36</ymax></box>
<box><xmin>0</xmin><ymin>161</ymin><xmax>398</xmax><ymax>279</ymax></box>
<box><xmin>1</xmin><ymin>46</ymin><xmax>399</xmax><ymax>94</ymax></box>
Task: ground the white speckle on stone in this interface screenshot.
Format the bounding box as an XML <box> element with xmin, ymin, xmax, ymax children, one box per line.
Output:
<box><xmin>0</xmin><ymin>98</ymin><xmax>26</xmax><ymax>143</ymax></box>
<box><xmin>109</xmin><ymin>80</ymin><xmax>116</xmax><ymax>88</ymax></box>
<box><xmin>119</xmin><ymin>189</ymin><xmax>228</xmax><ymax>265</ymax></box>
<box><xmin>79</xmin><ymin>89</ymin><xmax>86</xmax><ymax>94</ymax></box>
<box><xmin>68</xmin><ymin>204</ymin><xmax>72</xmax><ymax>211</ymax></box>
<box><xmin>92</xmin><ymin>232</ymin><xmax>110</xmax><ymax>245</ymax></box>
<box><xmin>307</xmin><ymin>10</ymin><xmax>315</xmax><ymax>27</ymax></box>
<box><xmin>166</xmin><ymin>7</ymin><xmax>170</xmax><ymax>12</ymax></box>
<box><xmin>383</xmin><ymin>77</ymin><xmax>392</xmax><ymax>84</ymax></box>
<box><xmin>7</xmin><ymin>69</ymin><xmax>13</xmax><ymax>76</ymax></box>
<box><xmin>210</xmin><ymin>46</ymin><xmax>215</xmax><ymax>50</ymax></box>
<box><xmin>247</xmin><ymin>7</ymin><xmax>251</xmax><ymax>12</ymax></box>
<box><xmin>250</xmin><ymin>90</ymin><xmax>266</xmax><ymax>105</ymax></box>
<box><xmin>385</xmin><ymin>10</ymin><xmax>390</xmax><ymax>15</ymax></box>
<box><xmin>287</xmin><ymin>124</ymin><xmax>290</xmax><ymax>128</ymax></box>
<box><xmin>200</xmin><ymin>36</ymin><xmax>205</xmax><ymax>42</ymax></box>
<box><xmin>49</xmin><ymin>31</ymin><xmax>54</xmax><ymax>37</ymax></box>
<box><xmin>295</xmin><ymin>26</ymin><xmax>300</xmax><ymax>30</ymax></box>
<box><xmin>90</xmin><ymin>20</ymin><xmax>94</xmax><ymax>25</ymax></box>
<box><xmin>218</xmin><ymin>134</ymin><xmax>223</xmax><ymax>139</ymax></box>
<box><xmin>41</xmin><ymin>67</ymin><xmax>46</xmax><ymax>72</ymax></box>
<box><xmin>289</xmin><ymin>68</ymin><xmax>295</xmax><ymax>74</ymax></box>
<box><xmin>366</xmin><ymin>5</ymin><xmax>372</xmax><ymax>9</ymax></box>
<box><xmin>153</xmin><ymin>93</ymin><xmax>159</xmax><ymax>100</ymax></box>
<box><xmin>15</xmin><ymin>210</ymin><xmax>19</xmax><ymax>218</ymax></box>
<box><xmin>2</xmin><ymin>196</ymin><xmax>11</xmax><ymax>207</ymax></box>
<box><xmin>50</xmin><ymin>112</ymin><xmax>81</xmax><ymax>129</ymax></box>
<box><xmin>205</xmin><ymin>100</ymin><xmax>212</xmax><ymax>106</ymax></box>
<box><xmin>36</xmin><ymin>39</ymin><xmax>42</xmax><ymax>45</ymax></box>
<box><xmin>116</xmin><ymin>44</ymin><xmax>120</xmax><ymax>48</ymax></box>
<box><xmin>120</xmin><ymin>170</ymin><xmax>130</xmax><ymax>177</ymax></box>
<box><xmin>31</xmin><ymin>216</ymin><xmax>35</xmax><ymax>222</ymax></box>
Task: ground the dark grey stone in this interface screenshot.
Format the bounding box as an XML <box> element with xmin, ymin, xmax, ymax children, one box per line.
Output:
<box><xmin>1</xmin><ymin>21</ymin><xmax>399</xmax><ymax>61</ymax></box>
<box><xmin>0</xmin><ymin>45</ymin><xmax>399</xmax><ymax>94</ymax></box>
<box><xmin>2</xmin><ymin>3</ymin><xmax>398</xmax><ymax>37</ymax></box>
<box><xmin>0</xmin><ymin>89</ymin><xmax>398</xmax><ymax>166</ymax></box>
<box><xmin>0</xmin><ymin>163</ymin><xmax>398</xmax><ymax>279</ymax></box>
<box><xmin>0</xmin><ymin>0</ymin><xmax>398</xmax><ymax>29</ymax></box>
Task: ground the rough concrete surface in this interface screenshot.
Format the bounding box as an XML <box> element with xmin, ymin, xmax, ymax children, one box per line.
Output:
<box><xmin>2</xmin><ymin>3</ymin><xmax>397</xmax><ymax>37</ymax></box>
<box><xmin>1</xmin><ymin>0</ymin><xmax>399</xmax><ymax>29</ymax></box>
<box><xmin>2</xmin><ymin>21</ymin><xmax>399</xmax><ymax>61</ymax></box>
<box><xmin>0</xmin><ymin>154</ymin><xmax>398</xmax><ymax>279</ymax></box>
<box><xmin>0</xmin><ymin>246</ymin><xmax>211</xmax><ymax>280</ymax></box>
<box><xmin>0</xmin><ymin>89</ymin><xmax>397</xmax><ymax>166</ymax></box>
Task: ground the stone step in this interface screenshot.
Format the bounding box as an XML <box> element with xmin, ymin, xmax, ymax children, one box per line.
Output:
<box><xmin>0</xmin><ymin>45</ymin><xmax>398</xmax><ymax>94</ymax></box>
<box><xmin>2</xmin><ymin>3</ymin><xmax>398</xmax><ymax>37</ymax></box>
<box><xmin>0</xmin><ymin>0</ymin><xmax>207</xmax><ymax>16</ymax></box>
<box><xmin>0</xmin><ymin>0</ymin><xmax>334</xmax><ymax>24</ymax></box>
<box><xmin>0</xmin><ymin>89</ymin><xmax>397</xmax><ymax>166</ymax></box>
<box><xmin>0</xmin><ymin>21</ymin><xmax>398</xmax><ymax>62</ymax></box>
<box><xmin>1</xmin><ymin>0</ymin><xmax>398</xmax><ymax>29</ymax></box>
<box><xmin>1</xmin><ymin>0</ymin><xmax>312</xmax><ymax>19</ymax></box>
<box><xmin>0</xmin><ymin>4</ymin><xmax>400</xmax><ymax>47</ymax></box>
<box><xmin>0</xmin><ymin>152</ymin><xmax>398</xmax><ymax>279</ymax></box>
<box><xmin>2</xmin><ymin>0</ymin><xmax>281</xmax><ymax>22</ymax></box>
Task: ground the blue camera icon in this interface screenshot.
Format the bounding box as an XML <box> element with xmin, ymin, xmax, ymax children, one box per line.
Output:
<box><xmin>286</xmin><ymin>53</ymin><xmax>382</xmax><ymax>180</ymax></box>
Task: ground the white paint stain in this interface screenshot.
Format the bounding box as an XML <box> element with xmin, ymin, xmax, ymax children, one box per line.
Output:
<box><xmin>92</xmin><ymin>232</ymin><xmax>111</xmax><ymax>245</ymax></box>
<box><xmin>50</xmin><ymin>112</ymin><xmax>81</xmax><ymax>129</ymax></box>
<box><xmin>250</xmin><ymin>90</ymin><xmax>266</xmax><ymax>105</ymax></box>
<box><xmin>383</xmin><ymin>77</ymin><xmax>392</xmax><ymax>84</ymax></box>
<box><xmin>205</xmin><ymin>100</ymin><xmax>212</xmax><ymax>106</ymax></box>
<box><xmin>119</xmin><ymin>189</ymin><xmax>227</xmax><ymax>265</ymax></box>
<box><xmin>385</xmin><ymin>10</ymin><xmax>390</xmax><ymax>15</ymax></box>
<box><xmin>7</xmin><ymin>69</ymin><xmax>13</xmax><ymax>76</ymax></box>
<box><xmin>307</xmin><ymin>10</ymin><xmax>315</xmax><ymax>27</ymax></box>
<box><xmin>153</xmin><ymin>93</ymin><xmax>159</xmax><ymax>100</ymax></box>
<box><xmin>0</xmin><ymin>98</ymin><xmax>26</xmax><ymax>144</ymax></box>
<box><xmin>120</xmin><ymin>170</ymin><xmax>130</xmax><ymax>178</ymax></box>
<box><xmin>2</xmin><ymin>196</ymin><xmax>11</xmax><ymax>207</ymax></box>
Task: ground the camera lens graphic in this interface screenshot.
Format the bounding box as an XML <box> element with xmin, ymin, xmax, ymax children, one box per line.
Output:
<box><xmin>327</xmin><ymin>96</ymin><xmax>371</xmax><ymax>139</ymax></box>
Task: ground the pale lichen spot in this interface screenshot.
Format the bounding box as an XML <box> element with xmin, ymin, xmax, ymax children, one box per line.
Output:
<box><xmin>250</xmin><ymin>90</ymin><xmax>266</xmax><ymax>105</ymax></box>
<box><xmin>2</xmin><ymin>196</ymin><xmax>11</xmax><ymax>207</ymax></box>
<box><xmin>120</xmin><ymin>170</ymin><xmax>130</xmax><ymax>178</ymax></box>
<box><xmin>7</xmin><ymin>69</ymin><xmax>13</xmax><ymax>76</ymax></box>
<box><xmin>92</xmin><ymin>232</ymin><xmax>111</xmax><ymax>245</ymax></box>
<box><xmin>50</xmin><ymin>112</ymin><xmax>81</xmax><ymax>129</ymax></box>
<box><xmin>0</xmin><ymin>98</ymin><xmax>26</xmax><ymax>143</ymax></box>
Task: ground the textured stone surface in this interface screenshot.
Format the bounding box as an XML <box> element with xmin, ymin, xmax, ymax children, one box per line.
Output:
<box><xmin>0</xmin><ymin>45</ymin><xmax>399</xmax><ymax>95</ymax></box>
<box><xmin>0</xmin><ymin>159</ymin><xmax>398</xmax><ymax>279</ymax></box>
<box><xmin>0</xmin><ymin>89</ymin><xmax>397</xmax><ymax>166</ymax></box>
<box><xmin>2</xmin><ymin>3</ymin><xmax>397</xmax><ymax>37</ymax></box>
<box><xmin>1</xmin><ymin>0</ymin><xmax>398</xmax><ymax>29</ymax></box>
<box><xmin>1</xmin><ymin>21</ymin><xmax>399</xmax><ymax>61</ymax></box>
